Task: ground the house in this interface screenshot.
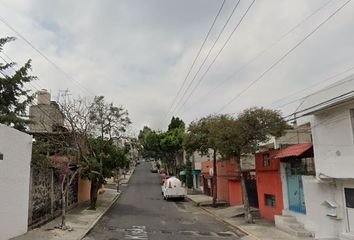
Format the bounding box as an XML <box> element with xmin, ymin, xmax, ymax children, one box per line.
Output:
<box><xmin>290</xmin><ymin>73</ymin><xmax>354</xmax><ymax>239</ymax></box>
<box><xmin>28</xmin><ymin>90</ymin><xmax>90</xmax><ymax>205</ymax></box>
<box><xmin>0</xmin><ymin>124</ymin><xmax>32</xmax><ymax>240</ymax></box>
<box><xmin>201</xmin><ymin>157</ymin><xmax>257</xmax><ymax>207</ymax></box>
<box><xmin>255</xmin><ymin>148</ymin><xmax>283</xmax><ymax>221</ymax></box>
<box><xmin>255</xmin><ymin>126</ymin><xmax>312</xmax><ymax>221</ymax></box>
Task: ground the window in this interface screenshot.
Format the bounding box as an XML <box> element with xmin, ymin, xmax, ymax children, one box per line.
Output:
<box><xmin>263</xmin><ymin>154</ymin><xmax>270</xmax><ymax>166</ymax></box>
<box><xmin>289</xmin><ymin>158</ymin><xmax>315</xmax><ymax>175</ymax></box>
<box><xmin>265</xmin><ymin>194</ymin><xmax>276</xmax><ymax>208</ymax></box>
<box><xmin>345</xmin><ymin>188</ymin><xmax>354</xmax><ymax>208</ymax></box>
<box><xmin>0</xmin><ymin>152</ymin><xmax>3</xmax><ymax>160</ymax></box>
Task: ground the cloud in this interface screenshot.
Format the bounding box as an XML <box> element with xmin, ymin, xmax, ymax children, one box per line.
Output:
<box><xmin>1</xmin><ymin>0</ymin><xmax>353</xmax><ymax>133</ymax></box>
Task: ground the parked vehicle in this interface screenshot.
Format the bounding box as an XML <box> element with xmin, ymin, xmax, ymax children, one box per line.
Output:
<box><xmin>161</xmin><ymin>176</ymin><xmax>186</xmax><ymax>200</ymax></box>
<box><xmin>160</xmin><ymin>176</ymin><xmax>170</xmax><ymax>186</ymax></box>
<box><xmin>150</xmin><ymin>167</ymin><xmax>158</xmax><ymax>173</ymax></box>
<box><xmin>159</xmin><ymin>168</ymin><xmax>166</xmax><ymax>174</ymax></box>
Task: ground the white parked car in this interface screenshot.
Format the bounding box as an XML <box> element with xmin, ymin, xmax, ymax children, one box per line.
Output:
<box><xmin>161</xmin><ymin>176</ymin><xmax>186</xmax><ymax>200</ymax></box>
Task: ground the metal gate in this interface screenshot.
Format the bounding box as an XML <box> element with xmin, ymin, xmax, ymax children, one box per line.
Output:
<box><xmin>286</xmin><ymin>168</ymin><xmax>306</xmax><ymax>214</ymax></box>
<box><xmin>245</xmin><ymin>178</ymin><xmax>259</xmax><ymax>208</ymax></box>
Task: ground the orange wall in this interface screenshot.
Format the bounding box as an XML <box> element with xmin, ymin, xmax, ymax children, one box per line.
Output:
<box><xmin>255</xmin><ymin>150</ymin><xmax>284</xmax><ymax>221</ymax></box>
<box><xmin>201</xmin><ymin>159</ymin><xmax>244</xmax><ymax>205</ymax></box>
<box><xmin>228</xmin><ymin>180</ymin><xmax>243</xmax><ymax>206</ymax></box>
<box><xmin>78</xmin><ymin>179</ymin><xmax>91</xmax><ymax>203</ymax></box>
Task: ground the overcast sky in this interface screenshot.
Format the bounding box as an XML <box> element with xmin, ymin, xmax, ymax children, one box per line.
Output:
<box><xmin>1</xmin><ymin>0</ymin><xmax>354</xmax><ymax>134</ymax></box>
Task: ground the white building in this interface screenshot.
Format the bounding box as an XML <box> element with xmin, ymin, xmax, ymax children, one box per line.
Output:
<box><xmin>0</xmin><ymin>124</ymin><xmax>32</xmax><ymax>240</ymax></box>
<box><xmin>293</xmin><ymin>74</ymin><xmax>354</xmax><ymax>239</ymax></box>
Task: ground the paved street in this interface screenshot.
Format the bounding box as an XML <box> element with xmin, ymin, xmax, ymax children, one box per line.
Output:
<box><xmin>84</xmin><ymin>162</ymin><xmax>244</xmax><ymax>240</ymax></box>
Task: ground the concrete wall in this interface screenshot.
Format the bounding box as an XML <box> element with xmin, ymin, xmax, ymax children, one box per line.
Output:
<box><xmin>29</xmin><ymin>102</ymin><xmax>64</xmax><ymax>132</ymax></box>
<box><xmin>0</xmin><ymin>125</ymin><xmax>32</xmax><ymax>240</ymax></box>
<box><xmin>311</xmin><ymin>102</ymin><xmax>354</xmax><ymax>178</ymax></box>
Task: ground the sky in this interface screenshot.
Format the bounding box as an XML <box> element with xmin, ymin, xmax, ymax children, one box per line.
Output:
<box><xmin>1</xmin><ymin>0</ymin><xmax>354</xmax><ymax>135</ymax></box>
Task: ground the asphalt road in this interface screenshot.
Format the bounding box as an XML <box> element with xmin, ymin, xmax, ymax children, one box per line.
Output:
<box><xmin>84</xmin><ymin>161</ymin><xmax>242</xmax><ymax>240</ymax></box>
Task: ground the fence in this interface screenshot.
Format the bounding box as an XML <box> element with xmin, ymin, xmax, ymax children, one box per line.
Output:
<box><xmin>27</xmin><ymin>167</ymin><xmax>78</xmax><ymax>228</ymax></box>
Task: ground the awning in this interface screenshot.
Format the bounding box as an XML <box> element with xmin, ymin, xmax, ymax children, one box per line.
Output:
<box><xmin>275</xmin><ymin>143</ymin><xmax>313</xmax><ymax>159</ymax></box>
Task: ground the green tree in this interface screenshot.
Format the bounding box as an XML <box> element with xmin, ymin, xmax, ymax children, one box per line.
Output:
<box><xmin>138</xmin><ymin>126</ymin><xmax>161</xmax><ymax>160</ymax></box>
<box><xmin>0</xmin><ymin>37</ymin><xmax>36</xmax><ymax>131</ymax></box>
<box><xmin>185</xmin><ymin>157</ymin><xmax>193</xmax><ymax>189</ymax></box>
<box><xmin>184</xmin><ymin>115</ymin><xmax>227</xmax><ymax>207</ymax></box>
<box><xmin>168</xmin><ymin>116</ymin><xmax>185</xmax><ymax>131</ymax></box>
<box><xmin>216</xmin><ymin>107</ymin><xmax>288</xmax><ymax>222</ymax></box>
<box><xmin>81</xmin><ymin>137</ymin><xmax>128</xmax><ymax>210</ymax></box>
<box><xmin>159</xmin><ymin>126</ymin><xmax>184</xmax><ymax>175</ymax></box>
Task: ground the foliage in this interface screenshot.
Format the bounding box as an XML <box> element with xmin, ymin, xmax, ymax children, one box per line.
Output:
<box><xmin>80</xmin><ymin>137</ymin><xmax>128</xmax><ymax>180</ymax></box>
<box><xmin>138</xmin><ymin>126</ymin><xmax>161</xmax><ymax>159</ymax></box>
<box><xmin>0</xmin><ymin>37</ymin><xmax>36</xmax><ymax>131</ymax></box>
<box><xmin>185</xmin><ymin>157</ymin><xmax>193</xmax><ymax>189</ymax></box>
<box><xmin>89</xmin><ymin>96</ymin><xmax>131</xmax><ymax>139</ymax></box>
<box><xmin>168</xmin><ymin>116</ymin><xmax>185</xmax><ymax>131</ymax></box>
<box><xmin>183</xmin><ymin>114</ymin><xmax>228</xmax><ymax>156</ymax></box>
<box><xmin>216</xmin><ymin>107</ymin><xmax>288</xmax><ymax>158</ymax></box>
<box><xmin>31</xmin><ymin>138</ymin><xmax>54</xmax><ymax>168</ymax></box>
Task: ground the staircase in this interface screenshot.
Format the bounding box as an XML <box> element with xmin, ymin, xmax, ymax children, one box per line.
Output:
<box><xmin>275</xmin><ymin>215</ymin><xmax>313</xmax><ymax>237</ymax></box>
<box><xmin>340</xmin><ymin>232</ymin><xmax>354</xmax><ymax>240</ymax></box>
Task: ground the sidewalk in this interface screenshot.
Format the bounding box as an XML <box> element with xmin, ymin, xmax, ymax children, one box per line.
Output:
<box><xmin>188</xmin><ymin>194</ymin><xmax>314</xmax><ymax>240</ymax></box>
<box><xmin>13</xmin><ymin>168</ymin><xmax>135</xmax><ymax>240</ymax></box>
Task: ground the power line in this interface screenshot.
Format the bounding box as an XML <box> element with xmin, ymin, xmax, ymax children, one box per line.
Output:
<box><xmin>174</xmin><ymin>0</ymin><xmax>256</xmax><ymax>116</ymax></box>
<box><xmin>0</xmin><ymin>15</ymin><xmax>96</xmax><ymax>97</ymax></box>
<box><xmin>168</xmin><ymin>0</ymin><xmax>242</xmax><ymax>118</ymax></box>
<box><xmin>269</xmin><ymin>65</ymin><xmax>354</xmax><ymax>110</ymax></box>
<box><xmin>217</xmin><ymin>0</ymin><xmax>352</xmax><ymax>114</ymax></box>
<box><xmin>162</xmin><ymin>0</ymin><xmax>227</xmax><ymax>122</ymax></box>
<box><xmin>182</xmin><ymin>0</ymin><xmax>335</xmax><ymax>113</ymax></box>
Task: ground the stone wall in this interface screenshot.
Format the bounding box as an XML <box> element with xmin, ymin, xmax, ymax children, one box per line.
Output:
<box><xmin>28</xmin><ymin>167</ymin><xmax>78</xmax><ymax>228</ymax></box>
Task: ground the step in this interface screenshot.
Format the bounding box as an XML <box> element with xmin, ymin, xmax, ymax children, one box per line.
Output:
<box><xmin>275</xmin><ymin>215</ymin><xmax>313</xmax><ymax>237</ymax></box>
<box><xmin>340</xmin><ymin>232</ymin><xmax>354</xmax><ymax>240</ymax></box>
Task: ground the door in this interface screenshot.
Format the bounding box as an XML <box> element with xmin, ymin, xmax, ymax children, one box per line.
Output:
<box><xmin>345</xmin><ymin>188</ymin><xmax>354</xmax><ymax>232</ymax></box>
<box><xmin>286</xmin><ymin>168</ymin><xmax>306</xmax><ymax>214</ymax></box>
<box><xmin>245</xmin><ymin>177</ymin><xmax>259</xmax><ymax>208</ymax></box>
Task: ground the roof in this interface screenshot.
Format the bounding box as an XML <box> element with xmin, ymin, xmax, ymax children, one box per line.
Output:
<box><xmin>274</xmin><ymin>143</ymin><xmax>313</xmax><ymax>159</ymax></box>
<box><xmin>295</xmin><ymin>73</ymin><xmax>354</xmax><ymax>116</ymax></box>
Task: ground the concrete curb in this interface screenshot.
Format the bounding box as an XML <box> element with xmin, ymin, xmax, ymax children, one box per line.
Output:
<box><xmin>79</xmin><ymin>193</ymin><xmax>122</xmax><ymax>239</ymax></box>
<box><xmin>187</xmin><ymin>196</ymin><xmax>262</xmax><ymax>240</ymax></box>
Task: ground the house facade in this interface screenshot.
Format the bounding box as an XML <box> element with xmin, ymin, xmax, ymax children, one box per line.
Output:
<box><xmin>256</xmin><ymin>149</ymin><xmax>284</xmax><ymax>221</ymax></box>
<box><xmin>255</xmin><ymin>126</ymin><xmax>313</xmax><ymax>222</ymax></box>
<box><xmin>292</xmin><ymin>74</ymin><xmax>354</xmax><ymax>239</ymax></box>
<box><xmin>0</xmin><ymin>124</ymin><xmax>32</xmax><ymax>240</ymax></box>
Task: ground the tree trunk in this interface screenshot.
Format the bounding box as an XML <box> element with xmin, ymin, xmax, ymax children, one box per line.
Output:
<box><xmin>61</xmin><ymin>190</ymin><xmax>66</xmax><ymax>228</ymax></box>
<box><xmin>89</xmin><ymin>179</ymin><xmax>99</xmax><ymax>210</ymax></box>
<box><xmin>212</xmin><ymin>149</ymin><xmax>217</xmax><ymax>208</ymax></box>
<box><xmin>237</xmin><ymin>156</ymin><xmax>254</xmax><ymax>223</ymax></box>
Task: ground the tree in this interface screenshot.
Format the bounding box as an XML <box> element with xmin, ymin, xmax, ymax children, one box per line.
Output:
<box><xmin>168</xmin><ymin>116</ymin><xmax>185</xmax><ymax>131</ymax></box>
<box><xmin>89</xmin><ymin>96</ymin><xmax>131</xmax><ymax>139</ymax></box>
<box><xmin>185</xmin><ymin>157</ymin><xmax>193</xmax><ymax>189</ymax></box>
<box><xmin>138</xmin><ymin>126</ymin><xmax>161</xmax><ymax>160</ymax></box>
<box><xmin>59</xmin><ymin>95</ymin><xmax>131</xmax><ymax>210</ymax></box>
<box><xmin>184</xmin><ymin>115</ymin><xmax>227</xmax><ymax>207</ymax></box>
<box><xmin>80</xmin><ymin>137</ymin><xmax>127</xmax><ymax>209</ymax></box>
<box><xmin>159</xmin><ymin>126</ymin><xmax>184</xmax><ymax>175</ymax></box>
<box><xmin>0</xmin><ymin>37</ymin><xmax>36</xmax><ymax>131</ymax></box>
<box><xmin>216</xmin><ymin>107</ymin><xmax>288</xmax><ymax>223</ymax></box>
